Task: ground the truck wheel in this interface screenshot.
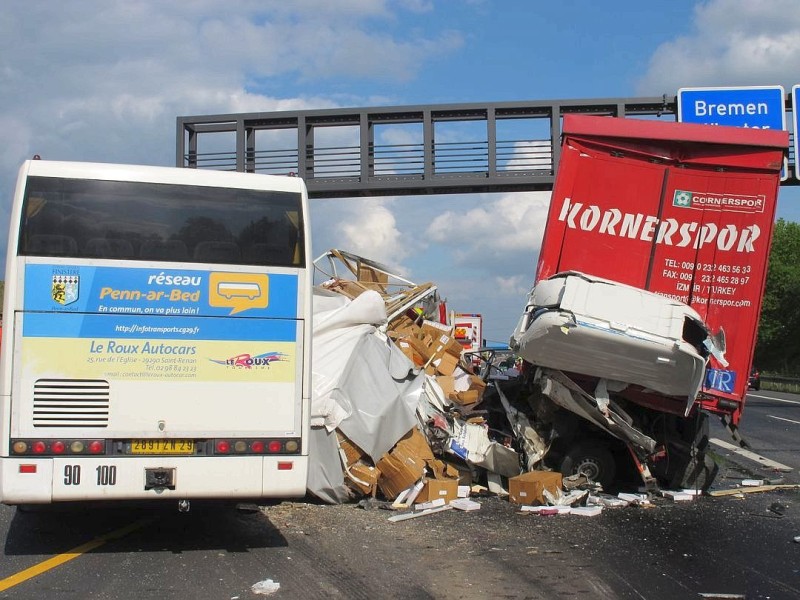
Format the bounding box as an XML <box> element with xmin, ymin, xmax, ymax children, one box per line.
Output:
<box><xmin>672</xmin><ymin>452</ymin><xmax>719</xmax><ymax>492</ymax></box>
<box><xmin>559</xmin><ymin>442</ymin><xmax>616</xmax><ymax>490</ymax></box>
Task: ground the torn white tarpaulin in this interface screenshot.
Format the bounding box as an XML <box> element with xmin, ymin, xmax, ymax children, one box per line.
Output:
<box><xmin>307</xmin><ymin>287</ymin><xmax>427</xmax><ymax>503</ymax></box>
<box><xmin>310</xmin><ymin>285</ymin><xmax>424</xmax><ymax>459</ymax></box>
<box><xmin>332</xmin><ymin>333</ymin><xmax>424</xmax><ymax>462</ymax></box>
<box><xmin>306</xmin><ymin>426</ymin><xmax>354</xmax><ymax>504</ymax></box>
<box><xmin>311</xmin><ymin>288</ymin><xmax>388</xmax><ymax>431</ymax></box>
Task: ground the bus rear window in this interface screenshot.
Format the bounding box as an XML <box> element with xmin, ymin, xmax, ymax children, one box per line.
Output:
<box><xmin>19</xmin><ymin>176</ymin><xmax>305</xmax><ymax>267</ymax></box>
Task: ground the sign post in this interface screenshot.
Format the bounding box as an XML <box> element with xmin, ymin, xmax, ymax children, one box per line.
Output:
<box><xmin>792</xmin><ymin>85</ymin><xmax>800</xmax><ymax>181</ymax></box>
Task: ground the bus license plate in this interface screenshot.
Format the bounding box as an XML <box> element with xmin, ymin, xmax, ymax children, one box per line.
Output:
<box><xmin>131</xmin><ymin>440</ymin><xmax>195</xmax><ymax>455</ymax></box>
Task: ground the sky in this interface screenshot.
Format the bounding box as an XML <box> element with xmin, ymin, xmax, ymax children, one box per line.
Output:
<box><xmin>2</xmin><ymin>0</ymin><xmax>800</xmax><ymax>344</ymax></box>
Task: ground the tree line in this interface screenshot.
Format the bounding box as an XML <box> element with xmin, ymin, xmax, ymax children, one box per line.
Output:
<box><xmin>754</xmin><ymin>219</ymin><xmax>800</xmax><ymax>375</ymax></box>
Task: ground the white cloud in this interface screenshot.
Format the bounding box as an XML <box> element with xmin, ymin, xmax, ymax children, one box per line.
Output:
<box><xmin>637</xmin><ymin>0</ymin><xmax>800</xmax><ymax>93</ymax></box>
<box><xmin>0</xmin><ymin>0</ymin><xmax>464</xmax><ymax>270</ymax></box>
<box><xmin>311</xmin><ymin>197</ymin><xmax>412</xmax><ymax>273</ymax></box>
<box><xmin>339</xmin><ymin>201</ymin><xmax>410</xmax><ymax>268</ymax></box>
<box><xmin>494</xmin><ymin>274</ymin><xmax>531</xmax><ymax>297</ymax></box>
<box><xmin>426</xmin><ymin>191</ymin><xmax>551</xmax><ymax>258</ymax></box>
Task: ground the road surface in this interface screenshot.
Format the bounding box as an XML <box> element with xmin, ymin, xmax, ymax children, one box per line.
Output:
<box><xmin>0</xmin><ymin>390</ymin><xmax>797</xmax><ymax>599</ymax></box>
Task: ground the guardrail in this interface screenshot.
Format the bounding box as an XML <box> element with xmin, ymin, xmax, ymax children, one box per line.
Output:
<box><xmin>761</xmin><ymin>375</ymin><xmax>800</xmax><ymax>394</ymax></box>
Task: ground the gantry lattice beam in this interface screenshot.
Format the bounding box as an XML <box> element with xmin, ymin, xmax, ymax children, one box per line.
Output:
<box><xmin>177</xmin><ymin>95</ymin><xmax>797</xmax><ymax>197</ymax></box>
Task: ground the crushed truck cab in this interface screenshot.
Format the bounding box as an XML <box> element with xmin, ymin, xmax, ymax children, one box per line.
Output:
<box><xmin>511</xmin><ymin>115</ymin><xmax>788</xmax><ymax>489</ymax></box>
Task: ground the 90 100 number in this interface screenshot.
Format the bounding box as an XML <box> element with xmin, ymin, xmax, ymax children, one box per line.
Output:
<box><xmin>96</xmin><ymin>465</ymin><xmax>117</xmax><ymax>486</ymax></box>
<box><xmin>63</xmin><ymin>464</ymin><xmax>81</xmax><ymax>486</ymax></box>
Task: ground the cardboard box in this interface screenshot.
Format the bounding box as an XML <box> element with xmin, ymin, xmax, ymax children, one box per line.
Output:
<box><xmin>377</xmin><ymin>428</ymin><xmax>435</xmax><ymax>500</ymax></box>
<box><xmin>508</xmin><ymin>471</ymin><xmax>563</xmax><ymax>505</ymax></box>
<box><xmin>427</xmin><ymin>458</ymin><xmax>460</xmax><ymax>480</ymax></box>
<box><xmin>443</xmin><ymin>374</ymin><xmax>486</xmax><ymax>407</ymax></box>
<box><xmin>401</xmin><ymin>335</ymin><xmax>433</xmax><ymax>363</ymax></box>
<box><xmin>337</xmin><ymin>431</ymin><xmax>366</xmax><ymax>466</ymax></box>
<box><xmin>415</xmin><ymin>478</ymin><xmax>459</xmax><ymax>504</ymax></box>
<box><xmin>436</xmin><ymin>375</ymin><xmax>456</xmax><ymax>399</ymax></box>
<box><xmin>388</xmin><ymin>314</ymin><xmax>423</xmax><ymax>338</ymax></box>
<box><xmin>346</xmin><ymin>462</ymin><xmax>381</xmax><ymax>496</ymax></box>
<box><xmin>358</xmin><ymin>264</ymin><xmax>388</xmax><ymax>293</ymax></box>
<box><xmin>395</xmin><ymin>338</ymin><xmax>425</xmax><ymax>368</ymax></box>
<box><xmin>421</xmin><ymin>323</ymin><xmax>464</xmax><ymax>358</ymax></box>
<box><xmin>427</xmin><ymin>351</ymin><xmax>459</xmax><ymax>377</ymax></box>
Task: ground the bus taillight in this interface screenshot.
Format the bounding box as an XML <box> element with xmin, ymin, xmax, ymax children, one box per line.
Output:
<box><xmin>10</xmin><ymin>439</ymin><xmax>107</xmax><ymax>456</ymax></box>
<box><xmin>211</xmin><ymin>439</ymin><xmax>300</xmax><ymax>455</ymax></box>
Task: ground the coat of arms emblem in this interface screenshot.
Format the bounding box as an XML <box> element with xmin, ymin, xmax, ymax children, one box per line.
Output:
<box><xmin>52</xmin><ymin>275</ymin><xmax>79</xmax><ymax>305</ymax></box>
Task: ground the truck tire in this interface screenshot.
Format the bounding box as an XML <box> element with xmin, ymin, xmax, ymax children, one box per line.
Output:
<box><xmin>558</xmin><ymin>442</ymin><xmax>616</xmax><ymax>490</ymax></box>
<box><xmin>672</xmin><ymin>451</ymin><xmax>719</xmax><ymax>492</ymax></box>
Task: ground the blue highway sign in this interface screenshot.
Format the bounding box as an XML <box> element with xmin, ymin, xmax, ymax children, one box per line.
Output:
<box><xmin>678</xmin><ymin>86</ymin><xmax>787</xmax><ymax>179</ymax></box>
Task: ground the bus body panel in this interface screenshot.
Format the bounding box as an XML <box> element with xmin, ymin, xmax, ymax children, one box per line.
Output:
<box><xmin>1</xmin><ymin>456</ymin><xmax>308</xmax><ymax>504</ymax></box>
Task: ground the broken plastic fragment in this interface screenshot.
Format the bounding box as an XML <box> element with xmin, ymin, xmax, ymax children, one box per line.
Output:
<box><xmin>251</xmin><ymin>579</ymin><xmax>281</xmax><ymax>595</ymax></box>
<box><xmin>741</xmin><ymin>479</ymin><xmax>764</xmax><ymax>487</ymax></box>
<box><xmin>414</xmin><ymin>498</ymin><xmax>446</xmax><ymax>511</ymax></box>
<box><xmin>570</xmin><ymin>506</ymin><xmax>603</xmax><ymax>516</ymax></box>
<box><xmin>450</xmin><ymin>498</ymin><xmax>481</xmax><ymax>511</ymax></box>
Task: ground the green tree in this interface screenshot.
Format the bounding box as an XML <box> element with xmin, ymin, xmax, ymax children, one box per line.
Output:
<box><xmin>755</xmin><ymin>219</ymin><xmax>800</xmax><ymax>374</ymax></box>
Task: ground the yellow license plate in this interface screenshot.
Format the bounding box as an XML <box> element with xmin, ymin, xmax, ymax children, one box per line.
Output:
<box><xmin>131</xmin><ymin>440</ymin><xmax>195</xmax><ymax>455</ymax></box>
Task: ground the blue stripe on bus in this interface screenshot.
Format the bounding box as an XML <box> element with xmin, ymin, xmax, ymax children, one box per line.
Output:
<box><xmin>25</xmin><ymin>264</ymin><xmax>299</xmax><ymax>319</ymax></box>
<box><xmin>22</xmin><ymin>312</ymin><xmax>298</xmax><ymax>342</ymax></box>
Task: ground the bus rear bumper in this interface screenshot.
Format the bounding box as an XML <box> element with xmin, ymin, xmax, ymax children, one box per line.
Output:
<box><xmin>0</xmin><ymin>456</ymin><xmax>308</xmax><ymax>505</ymax></box>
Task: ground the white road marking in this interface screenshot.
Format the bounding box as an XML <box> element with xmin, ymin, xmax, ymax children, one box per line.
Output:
<box><xmin>709</xmin><ymin>438</ymin><xmax>793</xmax><ymax>472</ymax></box>
<box><xmin>747</xmin><ymin>393</ymin><xmax>800</xmax><ymax>405</ymax></box>
<box><xmin>767</xmin><ymin>415</ymin><xmax>800</xmax><ymax>426</ymax></box>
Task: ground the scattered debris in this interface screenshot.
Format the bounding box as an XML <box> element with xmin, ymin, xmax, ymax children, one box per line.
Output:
<box><xmin>251</xmin><ymin>579</ymin><xmax>280</xmax><ymax>595</ymax></box>
<box><xmin>450</xmin><ymin>498</ymin><xmax>481</xmax><ymax>512</ymax></box>
<box><xmin>661</xmin><ymin>490</ymin><xmax>696</xmax><ymax>502</ymax></box>
<box><xmin>617</xmin><ymin>493</ymin><xmax>652</xmax><ymax>507</ymax></box>
<box><xmin>768</xmin><ymin>502</ymin><xmax>787</xmax><ymax>517</ymax></box>
<box><xmin>304</xmin><ymin>248</ymin><xmax>795</xmax><ymax>525</ymax></box>
<box><xmin>708</xmin><ymin>484</ymin><xmax>800</xmax><ymax>497</ymax></box>
<box><xmin>388</xmin><ymin>505</ymin><xmax>454</xmax><ymax>523</ymax></box>
<box><xmin>569</xmin><ymin>506</ymin><xmax>603</xmax><ymax>517</ymax></box>
<box><xmin>741</xmin><ymin>479</ymin><xmax>765</xmax><ymax>487</ymax></box>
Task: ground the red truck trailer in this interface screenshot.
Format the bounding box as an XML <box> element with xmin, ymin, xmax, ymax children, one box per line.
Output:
<box><xmin>512</xmin><ymin>115</ymin><xmax>788</xmax><ymax>490</ymax></box>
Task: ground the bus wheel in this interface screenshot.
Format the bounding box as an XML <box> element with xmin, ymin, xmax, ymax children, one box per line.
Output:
<box><xmin>559</xmin><ymin>442</ymin><xmax>616</xmax><ymax>490</ymax></box>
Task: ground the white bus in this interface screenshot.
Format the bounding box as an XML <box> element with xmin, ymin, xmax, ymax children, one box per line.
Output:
<box><xmin>0</xmin><ymin>160</ymin><xmax>311</xmax><ymax>508</ymax></box>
